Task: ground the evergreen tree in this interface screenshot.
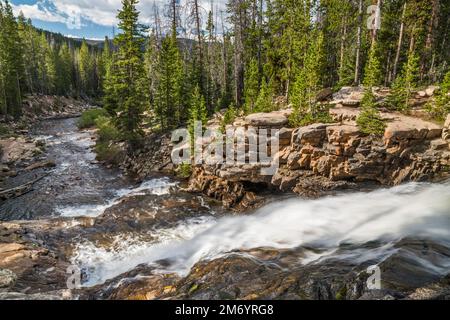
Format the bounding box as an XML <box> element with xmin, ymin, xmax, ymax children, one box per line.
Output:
<box><xmin>106</xmin><ymin>0</ymin><xmax>148</xmax><ymax>143</ymax></box>
<box><xmin>426</xmin><ymin>70</ymin><xmax>450</xmax><ymax>121</ymax></box>
<box><xmin>189</xmin><ymin>84</ymin><xmax>208</xmax><ymax>133</ymax></box>
<box><xmin>254</xmin><ymin>77</ymin><xmax>274</xmax><ymax>113</ymax></box>
<box><xmin>79</xmin><ymin>40</ymin><xmax>93</xmax><ymax>96</ymax></box>
<box><xmin>356</xmin><ymin>44</ymin><xmax>386</xmax><ymax>135</ymax></box>
<box><xmin>0</xmin><ymin>0</ymin><xmax>25</xmax><ymax>118</ymax></box>
<box><xmin>388</xmin><ymin>50</ymin><xmax>420</xmax><ymax>111</ymax></box>
<box><xmin>57</xmin><ymin>43</ymin><xmax>72</xmax><ymax>95</ymax></box>
<box><xmin>244</xmin><ymin>58</ymin><xmax>260</xmax><ymax>113</ymax></box>
<box><xmin>289</xmin><ymin>29</ymin><xmax>324</xmax><ymax>125</ymax></box>
<box><xmin>154</xmin><ymin>31</ymin><xmax>184</xmax><ymax>130</ymax></box>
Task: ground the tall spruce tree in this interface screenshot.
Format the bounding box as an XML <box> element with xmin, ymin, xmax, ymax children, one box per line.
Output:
<box><xmin>106</xmin><ymin>0</ymin><xmax>148</xmax><ymax>144</ymax></box>
<box><xmin>356</xmin><ymin>44</ymin><xmax>386</xmax><ymax>135</ymax></box>
<box><xmin>154</xmin><ymin>28</ymin><xmax>184</xmax><ymax>130</ymax></box>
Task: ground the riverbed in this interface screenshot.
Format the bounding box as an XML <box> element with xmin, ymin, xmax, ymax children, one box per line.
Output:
<box><xmin>1</xmin><ymin>117</ymin><xmax>450</xmax><ymax>300</ymax></box>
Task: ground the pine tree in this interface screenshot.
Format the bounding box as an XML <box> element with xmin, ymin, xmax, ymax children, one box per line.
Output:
<box><xmin>154</xmin><ymin>30</ymin><xmax>184</xmax><ymax>130</ymax></box>
<box><xmin>426</xmin><ymin>70</ymin><xmax>450</xmax><ymax>121</ymax></box>
<box><xmin>0</xmin><ymin>0</ymin><xmax>25</xmax><ymax>118</ymax></box>
<box><xmin>388</xmin><ymin>50</ymin><xmax>420</xmax><ymax>111</ymax></box>
<box><xmin>188</xmin><ymin>84</ymin><xmax>208</xmax><ymax>138</ymax></box>
<box><xmin>357</xmin><ymin>44</ymin><xmax>386</xmax><ymax>135</ymax></box>
<box><xmin>106</xmin><ymin>0</ymin><xmax>148</xmax><ymax>144</ymax></box>
<box><xmin>254</xmin><ymin>77</ymin><xmax>274</xmax><ymax>113</ymax></box>
<box><xmin>57</xmin><ymin>43</ymin><xmax>73</xmax><ymax>95</ymax></box>
<box><xmin>244</xmin><ymin>58</ymin><xmax>260</xmax><ymax>113</ymax></box>
<box><xmin>79</xmin><ymin>40</ymin><xmax>93</xmax><ymax>96</ymax></box>
<box><xmin>289</xmin><ymin>28</ymin><xmax>324</xmax><ymax>125</ymax></box>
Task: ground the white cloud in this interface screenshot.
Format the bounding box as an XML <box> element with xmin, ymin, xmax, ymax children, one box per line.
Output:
<box><xmin>12</xmin><ymin>0</ymin><xmax>228</xmax><ymax>32</ymax></box>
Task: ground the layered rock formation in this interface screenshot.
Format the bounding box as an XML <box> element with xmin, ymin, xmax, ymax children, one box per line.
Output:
<box><xmin>117</xmin><ymin>86</ymin><xmax>449</xmax><ymax>210</ymax></box>
<box><xmin>188</xmin><ymin>107</ymin><xmax>450</xmax><ymax>209</ymax></box>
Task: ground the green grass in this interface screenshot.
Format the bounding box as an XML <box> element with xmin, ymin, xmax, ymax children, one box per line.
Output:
<box><xmin>77</xmin><ymin>108</ymin><xmax>110</xmax><ymax>129</ymax></box>
<box><xmin>0</xmin><ymin>123</ymin><xmax>11</xmax><ymax>137</ymax></box>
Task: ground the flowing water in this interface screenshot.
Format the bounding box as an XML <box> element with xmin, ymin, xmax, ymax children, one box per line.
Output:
<box><xmin>2</xmin><ymin>117</ymin><xmax>450</xmax><ymax>295</ymax></box>
<box><xmin>72</xmin><ymin>182</ymin><xmax>450</xmax><ymax>287</ymax></box>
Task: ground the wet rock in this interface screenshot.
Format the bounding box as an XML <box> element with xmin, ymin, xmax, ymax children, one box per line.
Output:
<box><xmin>0</xmin><ymin>291</ymin><xmax>65</xmax><ymax>300</ymax></box>
<box><xmin>0</xmin><ymin>269</ymin><xmax>16</xmax><ymax>288</ymax></box>
<box><xmin>25</xmin><ymin>160</ymin><xmax>56</xmax><ymax>171</ymax></box>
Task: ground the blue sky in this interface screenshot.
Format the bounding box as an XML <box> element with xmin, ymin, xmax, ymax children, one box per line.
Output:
<box><xmin>10</xmin><ymin>0</ymin><xmax>227</xmax><ymax>40</ymax></box>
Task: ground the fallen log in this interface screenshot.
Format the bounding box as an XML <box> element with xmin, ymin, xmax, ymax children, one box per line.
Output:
<box><xmin>0</xmin><ymin>173</ymin><xmax>48</xmax><ymax>200</ymax></box>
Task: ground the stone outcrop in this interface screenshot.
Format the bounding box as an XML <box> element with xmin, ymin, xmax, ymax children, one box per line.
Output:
<box><xmin>120</xmin><ymin>132</ymin><xmax>174</xmax><ymax>179</ymax></box>
<box><xmin>442</xmin><ymin>114</ymin><xmax>450</xmax><ymax>140</ymax></box>
<box><xmin>187</xmin><ymin>109</ymin><xmax>450</xmax><ymax>210</ymax></box>
<box><xmin>329</xmin><ymin>85</ymin><xmax>439</xmax><ymax>108</ymax></box>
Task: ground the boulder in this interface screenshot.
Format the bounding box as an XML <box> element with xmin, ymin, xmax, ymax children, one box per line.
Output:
<box><xmin>332</xmin><ymin>86</ymin><xmax>365</xmax><ymax>101</ymax></box>
<box><xmin>425</xmin><ymin>85</ymin><xmax>439</xmax><ymax>97</ymax></box>
<box><xmin>292</xmin><ymin>124</ymin><xmax>328</xmax><ymax>147</ymax></box>
<box><xmin>417</xmin><ymin>91</ymin><xmax>427</xmax><ymax>98</ymax></box>
<box><xmin>0</xmin><ymin>269</ymin><xmax>16</xmax><ymax>288</ymax></box>
<box><xmin>384</xmin><ymin>114</ymin><xmax>442</xmax><ymax>143</ymax></box>
<box><xmin>244</xmin><ymin>111</ymin><xmax>289</xmax><ymax>127</ymax></box>
<box><xmin>443</xmin><ymin>114</ymin><xmax>450</xmax><ymax>140</ymax></box>
<box><xmin>326</xmin><ymin>125</ymin><xmax>361</xmax><ymax>144</ymax></box>
<box><xmin>316</xmin><ymin>88</ymin><xmax>333</xmax><ymax>102</ymax></box>
<box><xmin>430</xmin><ymin>139</ymin><xmax>448</xmax><ymax>151</ymax></box>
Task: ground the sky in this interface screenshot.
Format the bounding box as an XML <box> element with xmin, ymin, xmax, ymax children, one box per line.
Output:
<box><xmin>10</xmin><ymin>0</ymin><xmax>227</xmax><ymax>40</ymax></box>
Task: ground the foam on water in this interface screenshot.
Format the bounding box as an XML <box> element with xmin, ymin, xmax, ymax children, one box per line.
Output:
<box><xmin>72</xmin><ymin>182</ymin><xmax>450</xmax><ymax>286</ymax></box>
<box><xmin>57</xmin><ymin>177</ymin><xmax>177</xmax><ymax>217</ymax></box>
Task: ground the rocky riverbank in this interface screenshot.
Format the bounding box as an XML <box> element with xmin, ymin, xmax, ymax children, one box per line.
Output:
<box><xmin>1</xmin><ymin>89</ymin><xmax>450</xmax><ymax>301</ymax></box>
<box><xmin>119</xmin><ymin>87</ymin><xmax>450</xmax><ymax>211</ymax></box>
<box><xmin>0</xmin><ymin>96</ymin><xmax>93</xmax><ymax>199</ymax></box>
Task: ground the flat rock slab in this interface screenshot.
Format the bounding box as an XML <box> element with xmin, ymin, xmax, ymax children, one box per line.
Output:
<box><xmin>244</xmin><ymin>111</ymin><xmax>291</xmax><ymax>127</ymax></box>
<box><xmin>383</xmin><ymin>113</ymin><xmax>442</xmax><ymax>141</ymax></box>
<box><xmin>0</xmin><ymin>137</ymin><xmax>38</xmax><ymax>163</ymax></box>
<box><xmin>330</xmin><ymin>107</ymin><xmax>443</xmax><ymax>141</ymax></box>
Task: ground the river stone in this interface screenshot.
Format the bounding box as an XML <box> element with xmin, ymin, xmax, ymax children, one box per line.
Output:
<box><xmin>0</xmin><ymin>292</ymin><xmax>63</xmax><ymax>300</ymax></box>
<box><xmin>244</xmin><ymin>112</ymin><xmax>289</xmax><ymax>127</ymax></box>
<box><xmin>425</xmin><ymin>85</ymin><xmax>439</xmax><ymax>97</ymax></box>
<box><xmin>0</xmin><ymin>269</ymin><xmax>16</xmax><ymax>288</ymax></box>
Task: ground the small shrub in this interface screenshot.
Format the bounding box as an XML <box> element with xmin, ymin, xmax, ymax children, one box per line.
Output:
<box><xmin>95</xmin><ymin>142</ymin><xmax>123</xmax><ymax>164</ymax></box>
<box><xmin>95</xmin><ymin>116</ymin><xmax>120</xmax><ymax>143</ymax></box>
<box><xmin>288</xmin><ymin>105</ymin><xmax>333</xmax><ymax>127</ymax></box>
<box><xmin>357</xmin><ymin>90</ymin><xmax>386</xmax><ymax>135</ymax></box>
<box><xmin>425</xmin><ymin>71</ymin><xmax>450</xmax><ymax>121</ymax></box>
<box><xmin>77</xmin><ymin>108</ymin><xmax>109</xmax><ymax>129</ymax></box>
<box><xmin>94</xmin><ymin>116</ymin><xmax>122</xmax><ymax>164</ymax></box>
<box><xmin>220</xmin><ymin>105</ymin><xmax>237</xmax><ymax>133</ymax></box>
<box><xmin>177</xmin><ymin>162</ymin><xmax>192</xmax><ymax>179</ymax></box>
<box><xmin>0</xmin><ymin>123</ymin><xmax>11</xmax><ymax>137</ymax></box>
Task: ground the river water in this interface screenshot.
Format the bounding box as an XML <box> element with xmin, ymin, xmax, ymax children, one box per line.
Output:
<box><xmin>2</xmin><ymin>117</ymin><xmax>450</xmax><ymax>296</ymax></box>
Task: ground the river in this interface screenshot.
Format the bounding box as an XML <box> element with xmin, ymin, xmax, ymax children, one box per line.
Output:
<box><xmin>1</xmin><ymin>117</ymin><xmax>450</xmax><ymax>299</ymax></box>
